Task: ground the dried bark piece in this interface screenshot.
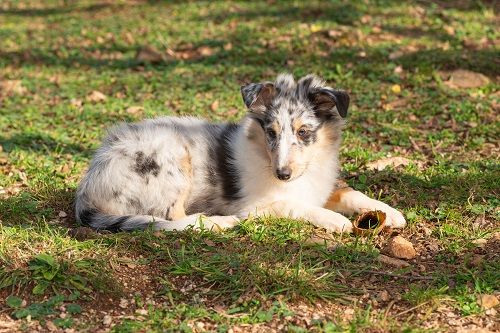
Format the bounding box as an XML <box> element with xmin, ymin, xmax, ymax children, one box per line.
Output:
<box><xmin>353</xmin><ymin>210</ymin><xmax>386</xmax><ymax>236</ymax></box>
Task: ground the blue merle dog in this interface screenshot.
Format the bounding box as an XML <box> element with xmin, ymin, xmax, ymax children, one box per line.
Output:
<box><xmin>75</xmin><ymin>74</ymin><xmax>406</xmax><ymax>232</ymax></box>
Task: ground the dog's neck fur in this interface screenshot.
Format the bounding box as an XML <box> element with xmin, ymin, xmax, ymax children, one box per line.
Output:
<box><xmin>232</xmin><ymin>116</ymin><xmax>341</xmax><ymax>211</ymax></box>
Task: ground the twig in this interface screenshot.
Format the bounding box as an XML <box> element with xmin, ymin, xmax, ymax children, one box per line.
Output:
<box><xmin>364</xmin><ymin>270</ymin><xmax>434</xmax><ymax>281</ymax></box>
<box><xmin>394</xmin><ymin>301</ymin><xmax>430</xmax><ymax>317</ymax></box>
<box><xmin>383</xmin><ymin>300</ymin><xmax>396</xmax><ymax>321</ymax></box>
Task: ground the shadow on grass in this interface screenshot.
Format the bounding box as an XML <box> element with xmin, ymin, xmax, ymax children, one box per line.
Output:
<box><xmin>0</xmin><ymin>132</ymin><xmax>91</xmax><ymax>157</ymax></box>
<box><xmin>0</xmin><ymin>2</ymin><xmax>115</xmax><ymax>16</ymax></box>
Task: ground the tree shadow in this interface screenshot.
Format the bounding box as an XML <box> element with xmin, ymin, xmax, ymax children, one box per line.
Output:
<box><xmin>0</xmin><ymin>132</ymin><xmax>91</xmax><ymax>157</ymax></box>
<box><xmin>205</xmin><ymin>2</ymin><xmax>362</xmax><ymax>25</ymax></box>
<box><xmin>0</xmin><ymin>3</ymin><xmax>113</xmax><ymax>16</ymax></box>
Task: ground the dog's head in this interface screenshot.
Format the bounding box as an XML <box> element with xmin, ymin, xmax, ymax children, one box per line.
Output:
<box><xmin>241</xmin><ymin>73</ymin><xmax>349</xmax><ymax>182</ymax></box>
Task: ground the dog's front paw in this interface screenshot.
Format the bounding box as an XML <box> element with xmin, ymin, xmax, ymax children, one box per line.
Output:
<box><xmin>311</xmin><ymin>210</ymin><xmax>353</xmax><ymax>233</ymax></box>
<box><xmin>383</xmin><ymin>207</ymin><xmax>406</xmax><ymax>228</ymax></box>
<box><xmin>202</xmin><ymin>215</ymin><xmax>240</xmax><ymax>231</ymax></box>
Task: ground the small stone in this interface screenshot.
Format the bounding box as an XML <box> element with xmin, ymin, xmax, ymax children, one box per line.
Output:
<box><xmin>102</xmin><ymin>315</ymin><xmax>112</xmax><ymax>326</ymax></box>
<box><xmin>119</xmin><ymin>298</ymin><xmax>129</xmax><ymax>309</ymax></box>
<box><xmin>384</xmin><ymin>235</ymin><xmax>417</xmax><ymax>259</ymax></box>
<box><xmin>378</xmin><ymin>254</ymin><xmax>410</xmax><ymax>268</ymax></box>
<box><xmin>477</xmin><ymin>294</ymin><xmax>499</xmax><ymax>309</ymax></box>
<box><xmin>58</xmin><ymin>211</ymin><xmax>68</xmax><ymax>218</ymax></box>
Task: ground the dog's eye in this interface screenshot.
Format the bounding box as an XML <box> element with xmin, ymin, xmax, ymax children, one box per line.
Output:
<box><xmin>297</xmin><ymin>128</ymin><xmax>310</xmax><ymax>139</ymax></box>
<box><xmin>266</xmin><ymin>129</ymin><xmax>277</xmax><ymax>139</ymax></box>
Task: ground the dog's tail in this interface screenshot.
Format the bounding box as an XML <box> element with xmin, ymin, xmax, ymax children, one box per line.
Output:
<box><xmin>76</xmin><ymin>208</ymin><xmax>168</xmax><ymax>232</ymax></box>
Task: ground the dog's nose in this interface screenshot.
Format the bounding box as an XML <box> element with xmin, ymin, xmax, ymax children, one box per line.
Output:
<box><xmin>276</xmin><ymin>167</ymin><xmax>291</xmax><ymax>181</ymax></box>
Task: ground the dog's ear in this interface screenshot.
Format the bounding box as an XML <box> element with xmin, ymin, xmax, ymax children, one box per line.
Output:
<box><xmin>308</xmin><ymin>88</ymin><xmax>349</xmax><ymax>119</ymax></box>
<box><xmin>241</xmin><ymin>82</ymin><xmax>277</xmax><ymax>114</ymax></box>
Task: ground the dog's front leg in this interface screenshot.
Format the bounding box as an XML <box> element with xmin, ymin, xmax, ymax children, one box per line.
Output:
<box><xmin>244</xmin><ymin>200</ymin><xmax>352</xmax><ymax>233</ymax></box>
<box><xmin>324</xmin><ymin>187</ymin><xmax>406</xmax><ymax>228</ymax></box>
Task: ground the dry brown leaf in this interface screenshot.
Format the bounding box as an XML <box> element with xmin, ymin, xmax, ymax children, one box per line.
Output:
<box><xmin>366</xmin><ymin>156</ymin><xmax>412</xmax><ymax>171</ymax></box>
<box><xmin>87</xmin><ymin>90</ymin><xmax>107</xmax><ymax>103</ymax></box>
<box><xmin>126</xmin><ymin>106</ymin><xmax>144</xmax><ymax>115</ymax></box>
<box><xmin>135</xmin><ymin>45</ymin><xmax>165</xmax><ymax>63</ymax></box>
<box><xmin>70</xmin><ymin>98</ymin><xmax>83</xmax><ymax>107</ymax></box>
<box><xmin>210</xmin><ymin>100</ymin><xmax>219</xmax><ymax>112</ymax></box>
<box><xmin>0</xmin><ymin>80</ymin><xmax>27</xmax><ymax>95</ymax></box>
<box><xmin>198</xmin><ymin>46</ymin><xmax>214</xmax><ymax>57</ymax></box>
<box><xmin>443</xmin><ymin>69</ymin><xmax>490</xmax><ymax>89</ymax></box>
<box><xmin>477</xmin><ymin>294</ymin><xmax>499</xmax><ymax>310</ymax></box>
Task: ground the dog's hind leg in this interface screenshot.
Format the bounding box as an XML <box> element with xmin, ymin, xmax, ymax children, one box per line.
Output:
<box><xmin>324</xmin><ymin>187</ymin><xmax>406</xmax><ymax>228</ymax></box>
<box><xmin>155</xmin><ymin>214</ymin><xmax>240</xmax><ymax>232</ymax></box>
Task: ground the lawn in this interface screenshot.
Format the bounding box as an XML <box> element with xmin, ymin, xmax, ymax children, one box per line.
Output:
<box><xmin>0</xmin><ymin>0</ymin><xmax>499</xmax><ymax>332</ymax></box>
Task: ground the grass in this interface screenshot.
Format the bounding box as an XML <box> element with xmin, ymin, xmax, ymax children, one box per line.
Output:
<box><xmin>0</xmin><ymin>0</ymin><xmax>499</xmax><ymax>331</ymax></box>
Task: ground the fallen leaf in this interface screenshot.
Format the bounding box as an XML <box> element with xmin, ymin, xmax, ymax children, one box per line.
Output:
<box><xmin>198</xmin><ymin>46</ymin><xmax>214</xmax><ymax>56</ymax></box>
<box><xmin>103</xmin><ymin>315</ymin><xmax>112</xmax><ymax>326</ymax></box>
<box><xmin>210</xmin><ymin>100</ymin><xmax>219</xmax><ymax>112</ymax></box>
<box><xmin>126</xmin><ymin>106</ymin><xmax>144</xmax><ymax>114</ymax></box>
<box><xmin>70</xmin><ymin>98</ymin><xmax>83</xmax><ymax>107</ymax></box>
<box><xmin>87</xmin><ymin>90</ymin><xmax>107</xmax><ymax>103</ymax></box>
<box><xmin>366</xmin><ymin>156</ymin><xmax>412</xmax><ymax>171</ymax></box>
<box><xmin>477</xmin><ymin>294</ymin><xmax>499</xmax><ymax>310</ymax></box>
<box><xmin>223</xmin><ymin>43</ymin><xmax>233</xmax><ymax>51</ymax></box>
<box><xmin>443</xmin><ymin>69</ymin><xmax>490</xmax><ymax>89</ymax></box>
<box><xmin>391</xmin><ymin>84</ymin><xmax>401</xmax><ymax>94</ymax></box>
<box><xmin>310</xmin><ymin>24</ymin><xmax>322</xmax><ymax>33</ymax></box>
<box><xmin>135</xmin><ymin>45</ymin><xmax>165</xmax><ymax>63</ymax></box>
<box><xmin>472</xmin><ymin>238</ymin><xmax>487</xmax><ymax>247</ymax></box>
<box><xmin>58</xmin><ymin>211</ymin><xmax>68</xmax><ymax>218</ymax></box>
<box><xmin>0</xmin><ymin>80</ymin><xmax>27</xmax><ymax>95</ymax></box>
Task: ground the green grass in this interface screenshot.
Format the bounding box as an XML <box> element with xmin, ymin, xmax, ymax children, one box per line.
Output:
<box><xmin>0</xmin><ymin>0</ymin><xmax>499</xmax><ymax>331</ymax></box>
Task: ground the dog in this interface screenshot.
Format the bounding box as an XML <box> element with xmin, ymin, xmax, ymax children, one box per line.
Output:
<box><xmin>75</xmin><ymin>73</ymin><xmax>406</xmax><ymax>233</ymax></box>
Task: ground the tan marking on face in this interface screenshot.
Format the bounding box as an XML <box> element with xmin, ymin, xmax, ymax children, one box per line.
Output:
<box><xmin>324</xmin><ymin>187</ymin><xmax>354</xmax><ymax>210</ymax></box>
<box><xmin>316</xmin><ymin>123</ymin><xmax>341</xmax><ymax>148</ymax></box>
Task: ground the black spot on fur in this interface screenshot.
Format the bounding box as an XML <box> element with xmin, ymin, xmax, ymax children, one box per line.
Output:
<box><xmin>133</xmin><ymin>151</ymin><xmax>161</xmax><ymax>177</ymax></box>
<box><xmin>112</xmin><ymin>190</ymin><xmax>121</xmax><ymax>198</ymax></box>
<box><xmin>211</xmin><ymin>123</ymin><xmax>242</xmax><ymax>201</ymax></box>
